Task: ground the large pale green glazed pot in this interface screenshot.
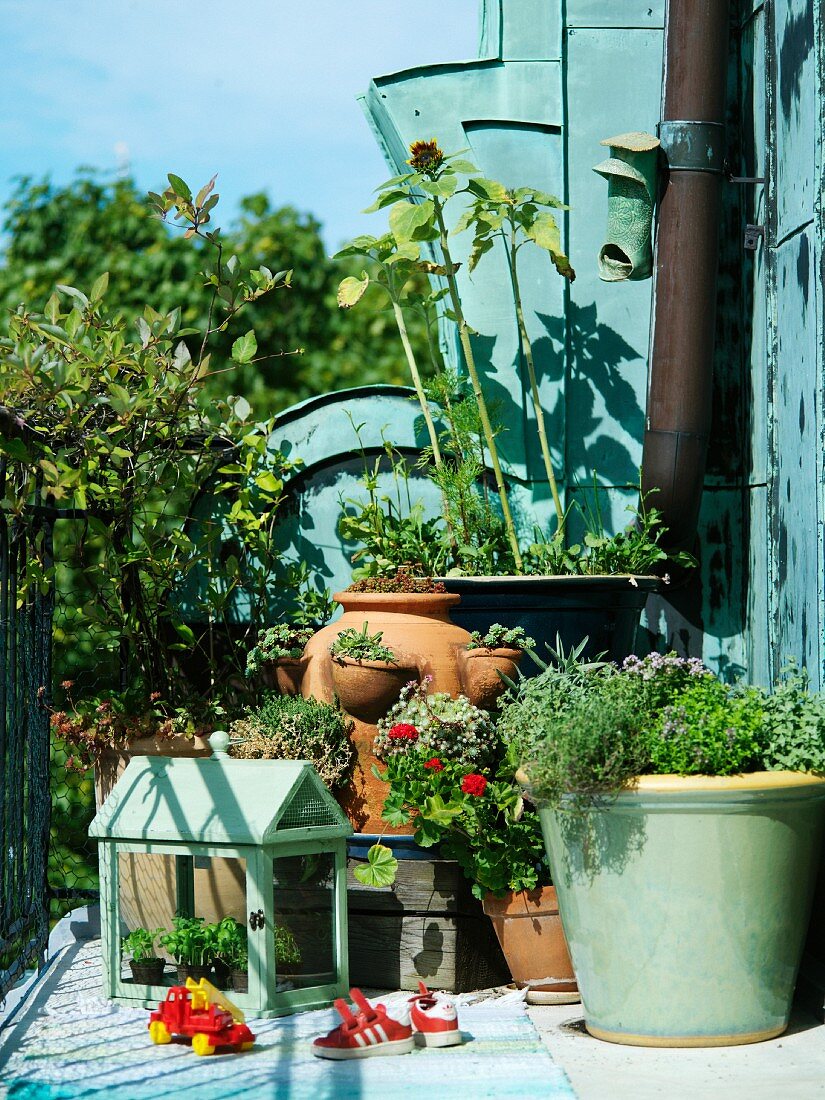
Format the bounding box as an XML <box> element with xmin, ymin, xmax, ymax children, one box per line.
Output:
<box><xmin>535</xmin><ymin>773</ymin><xmax>825</xmax><ymax>1047</ymax></box>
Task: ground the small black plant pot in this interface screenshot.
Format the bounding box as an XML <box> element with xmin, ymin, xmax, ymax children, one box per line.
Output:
<box><xmin>129</xmin><ymin>958</ymin><xmax>165</xmax><ymax>985</ymax></box>
<box><xmin>229</xmin><ymin>968</ymin><xmax>249</xmax><ymax>994</ymax></box>
<box><xmin>176</xmin><ymin>963</ymin><xmax>213</xmax><ymax>984</ymax></box>
<box><xmin>211</xmin><ymin>959</ymin><xmax>232</xmax><ymax>989</ymax></box>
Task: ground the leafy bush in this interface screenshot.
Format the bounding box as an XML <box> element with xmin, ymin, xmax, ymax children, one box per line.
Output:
<box><xmin>375</xmin><ymin>680</ymin><xmax>496</xmax><ymax>768</ymax></box>
<box><xmin>761</xmin><ymin>664</ymin><xmax>825</xmax><ymax>772</ymax></box>
<box><xmin>510</xmin><ymin>648</ymin><xmax>825</xmax><ymax>807</ymax></box>
<box><xmin>51</xmin><ymin>687</ymin><xmax>214</xmax><ymax>771</ymax></box>
<box><xmin>228</xmin><ymin>695</ymin><xmax>354</xmax><ymax>789</ymax></box>
<box><xmin>647</xmin><ymin>678</ymin><xmax>765</xmax><ymax>776</ymax></box>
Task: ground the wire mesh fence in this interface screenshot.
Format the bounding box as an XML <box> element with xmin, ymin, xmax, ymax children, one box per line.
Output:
<box><xmin>0</xmin><ymin>501</ymin><xmax>53</xmax><ymax>1001</ymax></box>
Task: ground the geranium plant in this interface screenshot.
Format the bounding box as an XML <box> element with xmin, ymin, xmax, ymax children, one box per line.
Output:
<box><xmin>356</xmin><ymin>680</ymin><xmax>543</xmax><ymax>896</ymax></box>
<box><xmin>357</xmin><ymin>734</ymin><xmax>546</xmax><ymax>898</ymax></box>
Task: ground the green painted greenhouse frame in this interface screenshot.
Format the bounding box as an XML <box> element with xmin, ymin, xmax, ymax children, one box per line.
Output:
<box><xmin>89</xmin><ymin>756</ymin><xmax>352</xmax><ymax>1018</ymax></box>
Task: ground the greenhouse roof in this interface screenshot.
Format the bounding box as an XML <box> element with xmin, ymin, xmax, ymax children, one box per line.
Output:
<box><xmin>88</xmin><ymin>756</ymin><xmax>351</xmax><ymax>845</ymax></box>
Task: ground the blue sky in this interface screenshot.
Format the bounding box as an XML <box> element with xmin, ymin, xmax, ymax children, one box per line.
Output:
<box><xmin>0</xmin><ymin>0</ymin><xmax>478</xmax><ymax>250</ymax></box>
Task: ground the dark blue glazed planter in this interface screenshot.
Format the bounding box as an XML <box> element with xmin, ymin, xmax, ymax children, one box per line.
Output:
<box><xmin>439</xmin><ymin>575</ymin><xmax>660</xmax><ymax>671</ymax></box>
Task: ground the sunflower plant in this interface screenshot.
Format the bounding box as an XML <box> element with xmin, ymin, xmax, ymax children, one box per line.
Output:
<box><xmin>334</xmin><ymin>140</ymin><xmax>577</xmax><ymax>575</ymax></box>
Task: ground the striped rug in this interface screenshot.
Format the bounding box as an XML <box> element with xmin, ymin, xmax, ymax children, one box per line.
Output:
<box><xmin>0</xmin><ymin>941</ymin><xmax>575</xmax><ymax>1100</ymax></box>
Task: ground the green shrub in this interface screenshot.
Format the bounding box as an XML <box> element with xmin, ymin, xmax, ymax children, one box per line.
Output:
<box><xmin>647</xmin><ymin>678</ymin><xmax>765</xmax><ymax>776</ymax></box>
<box><xmin>228</xmin><ymin>694</ymin><xmax>354</xmax><ymax>789</ymax></box>
<box><xmin>761</xmin><ymin>664</ymin><xmax>825</xmax><ymax>772</ymax></box>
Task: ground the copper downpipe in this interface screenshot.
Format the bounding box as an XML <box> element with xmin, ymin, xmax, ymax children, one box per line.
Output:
<box><xmin>641</xmin><ymin>0</ymin><xmax>731</xmax><ymax>549</ymax></box>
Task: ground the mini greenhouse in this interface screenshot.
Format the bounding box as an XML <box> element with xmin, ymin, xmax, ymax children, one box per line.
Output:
<box><xmin>89</xmin><ymin>754</ymin><xmax>352</xmax><ymax>1017</ymax></box>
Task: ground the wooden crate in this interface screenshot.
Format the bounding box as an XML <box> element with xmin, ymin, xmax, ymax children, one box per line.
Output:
<box><xmin>346</xmin><ymin>856</ymin><xmax>510</xmax><ymax>993</ymax></box>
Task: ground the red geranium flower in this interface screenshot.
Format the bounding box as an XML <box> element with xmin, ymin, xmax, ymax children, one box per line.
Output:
<box><xmin>424</xmin><ymin>757</ymin><xmax>444</xmax><ymax>771</ymax></box>
<box><xmin>461</xmin><ymin>773</ymin><xmax>487</xmax><ymax>797</ymax></box>
<box><xmin>388</xmin><ymin>723</ymin><xmax>419</xmax><ymax>741</ymax></box>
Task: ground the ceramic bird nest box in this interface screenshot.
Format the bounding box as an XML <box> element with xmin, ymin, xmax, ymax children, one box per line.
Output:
<box><xmin>90</xmin><ymin>753</ymin><xmax>352</xmax><ymax>1018</ymax></box>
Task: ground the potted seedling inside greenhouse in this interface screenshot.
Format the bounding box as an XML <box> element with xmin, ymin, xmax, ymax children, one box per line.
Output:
<box><xmin>121</xmin><ymin>927</ymin><xmax>166</xmax><ymax>986</ymax></box>
<box><xmin>159</xmin><ymin>916</ymin><xmax>216</xmax><ymax>984</ymax></box>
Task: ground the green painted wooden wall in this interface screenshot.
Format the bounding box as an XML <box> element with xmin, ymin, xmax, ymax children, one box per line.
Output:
<box><xmin>192</xmin><ymin>0</ymin><xmax>824</xmax><ymax>689</ymax></box>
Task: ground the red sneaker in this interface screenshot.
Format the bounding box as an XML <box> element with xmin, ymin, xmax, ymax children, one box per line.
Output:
<box><xmin>312</xmin><ymin>989</ymin><xmax>415</xmax><ymax>1059</ymax></box>
<box><xmin>408</xmin><ymin>982</ymin><xmax>464</xmax><ymax>1047</ymax></box>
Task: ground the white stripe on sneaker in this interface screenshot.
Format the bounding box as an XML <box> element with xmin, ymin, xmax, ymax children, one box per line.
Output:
<box><xmin>354</xmin><ymin>1033</ymin><xmax>366</xmax><ymax>1047</ymax></box>
<box><xmin>375</xmin><ymin>1025</ymin><xmax>388</xmax><ymax>1042</ymax></box>
<box><xmin>363</xmin><ymin>1028</ymin><xmax>377</xmax><ymax>1044</ymax></box>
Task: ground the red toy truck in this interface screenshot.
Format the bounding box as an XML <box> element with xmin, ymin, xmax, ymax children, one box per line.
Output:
<box><xmin>148</xmin><ymin>978</ymin><xmax>255</xmax><ymax>1056</ymax></box>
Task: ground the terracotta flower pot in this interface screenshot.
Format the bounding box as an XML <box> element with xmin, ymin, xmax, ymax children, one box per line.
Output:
<box><xmin>330</xmin><ymin>656</ymin><xmax>417</xmax><ymax>723</ymax></box>
<box><xmin>458</xmin><ymin>647</ymin><xmax>523</xmax><ymax>710</ymax></box>
<box><xmin>261</xmin><ymin>655</ymin><xmax>308</xmax><ymax>696</ymax></box>
<box><xmin>301</xmin><ymin>590</ymin><xmax>471</xmax><ymax>832</ymax></box>
<box><xmin>482</xmin><ymin>886</ymin><xmax>579</xmax><ymax>1004</ymax></box>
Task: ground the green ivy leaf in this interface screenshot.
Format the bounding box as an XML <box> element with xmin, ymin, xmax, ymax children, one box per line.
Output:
<box><xmin>352</xmin><ymin>844</ymin><xmax>398</xmax><ymax>888</ymax></box>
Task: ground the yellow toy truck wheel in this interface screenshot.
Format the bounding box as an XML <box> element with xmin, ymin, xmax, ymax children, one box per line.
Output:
<box><xmin>191</xmin><ymin>1033</ymin><xmax>216</xmax><ymax>1057</ymax></box>
<box><xmin>149</xmin><ymin>1021</ymin><xmax>171</xmax><ymax>1045</ymax></box>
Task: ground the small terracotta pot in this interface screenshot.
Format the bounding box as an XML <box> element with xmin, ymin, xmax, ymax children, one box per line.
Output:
<box><xmin>482</xmin><ymin>887</ymin><xmax>579</xmax><ymax>1004</ymax></box>
<box><xmin>331</xmin><ymin>656</ymin><xmax>417</xmax><ymax>723</ymax></box>
<box><xmin>129</xmin><ymin>958</ymin><xmax>165</xmax><ymax>985</ymax></box>
<box><xmin>261</xmin><ymin>656</ymin><xmax>308</xmax><ymax>696</ymax></box>
<box><xmin>458</xmin><ymin>647</ymin><xmax>523</xmax><ymax>710</ymax></box>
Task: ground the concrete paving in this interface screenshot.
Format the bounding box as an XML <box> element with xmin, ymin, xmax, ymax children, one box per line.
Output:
<box><xmin>5</xmin><ymin>909</ymin><xmax>825</xmax><ymax>1099</ymax></box>
<box><xmin>529</xmin><ymin>1002</ymin><xmax>825</xmax><ymax>1099</ymax></box>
